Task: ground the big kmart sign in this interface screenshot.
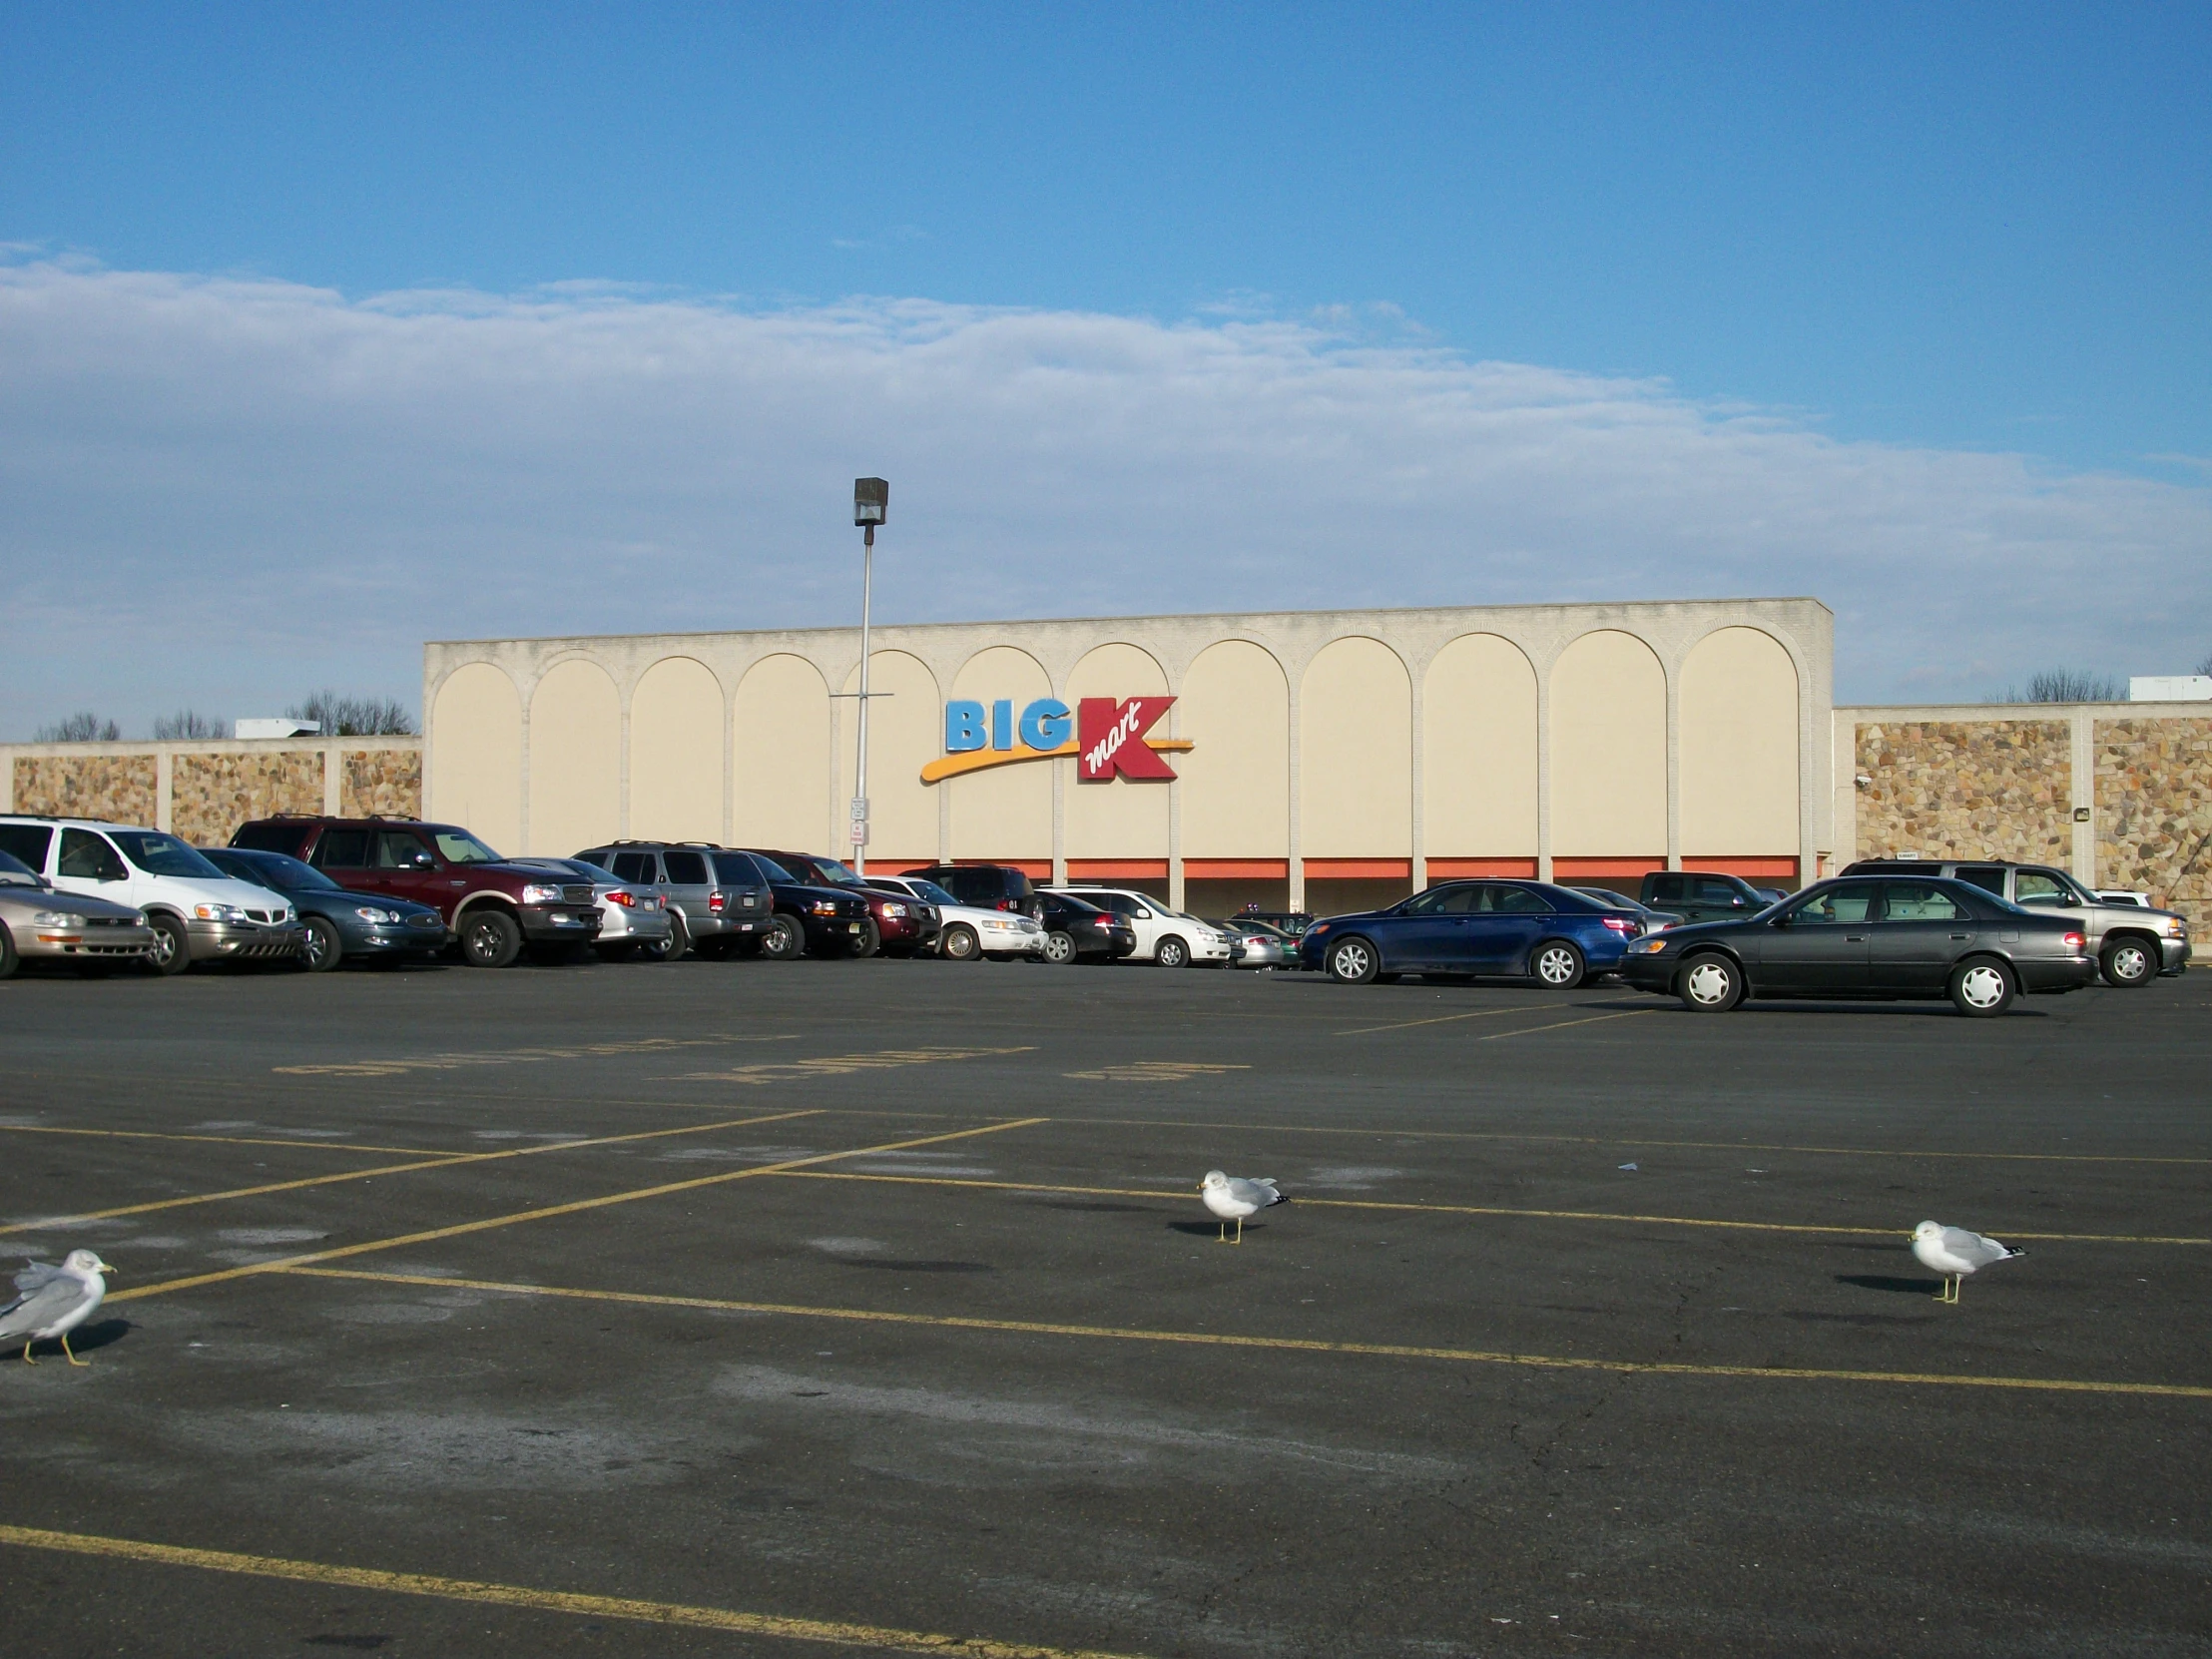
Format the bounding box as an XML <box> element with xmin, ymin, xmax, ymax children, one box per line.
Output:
<box><xmin>919</xmin><ymin>697</ymin><xmax>1194</xmax><ymax>785</ymax></box>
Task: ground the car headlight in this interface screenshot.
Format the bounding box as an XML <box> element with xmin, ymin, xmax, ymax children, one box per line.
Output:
<box><xmin>354</xmin><ymin>906</ymin><xmax>402</xmax><ymax>923</ymax></box>
<box><xmin>31</xmin><ymin>910</ymin><xmax>81</xmax><ymax>926</ymax></box>
<box><xmin>193</xmin><ymin>902</ymin><xmax>249</xmax><ymax>922</ymax></box>
<box><xmin>1633</xmin><ymin>936</ymin><xmax>1672</xmax><ymax>953</ymax></box>
<box><xmin>2165</xmin><ymin>918</ymin><xmax>2187</xmax><ymax>937</ymax></box>
<box><xmin>983</xmin><ymin>917</ymin><xmax>1014</xmax><ymax>930</ymax></box>
<box><xmin>810</xmin><ymin>899</ymin><xmax>838</xmax><ymax>915</ymax></box>
<box><xmin>520</xmin><ymin>883</ymin><xmax>563</xmax><ymax>904</ymax></box>
<box><xmin>878</xmin><ymin>901</ymin><xmax>907</xmax><ymax>917</ymax></box>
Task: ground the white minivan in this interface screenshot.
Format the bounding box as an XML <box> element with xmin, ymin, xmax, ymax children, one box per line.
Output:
<box><xmin>1040</xmin><ymin>886</ymin><xmax>1238</xmax><ymax>967</ymax></box>
<box><xmin>0</xmin><ymin>817</ymin><xmax>306</xmax><ymax>975</ymax></box>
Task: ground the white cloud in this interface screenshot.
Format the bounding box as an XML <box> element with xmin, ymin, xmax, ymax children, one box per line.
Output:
<box><xmin>2</xmin><ymin>255</ymin><xmax>2207</xmax><ymax>734</ymax></box>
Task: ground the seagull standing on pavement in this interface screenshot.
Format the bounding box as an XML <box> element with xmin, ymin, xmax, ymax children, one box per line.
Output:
<box><xmin>1911</xmin><ymin>1221</ymin><xmax>2024</xmax><ymax>1305</ymax></box>
<box><xmin>1200</xmin><ymin>1171</ymin><xmax>1285</xmax><ymax>1245</ymax></box>
<box><xmin>2</xmin><ymin>1250</ymin><xmax>114</xmax><ymax>1366</ymax></box>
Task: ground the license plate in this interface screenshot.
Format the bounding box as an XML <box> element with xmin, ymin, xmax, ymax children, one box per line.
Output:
<box><xmin>848</xmin><ymin>921</ymin><xmax>861</xmax><ymax>932</ymax></box>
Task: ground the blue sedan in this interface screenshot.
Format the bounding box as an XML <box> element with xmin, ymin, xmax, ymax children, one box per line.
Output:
<box><xmin>1298</xmin><ymin>880</ymin><xmax>1643</xmax><ymax>988</ymax></box>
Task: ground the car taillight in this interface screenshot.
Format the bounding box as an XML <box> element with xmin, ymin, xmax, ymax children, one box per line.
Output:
<box><xmin>708</xmin><ymin>890</ymin><xmax>727</xmax><ymax>912</ymax></box>
<box><xmin>997</xmin><ymin>897</ymin><xmax>1018</xmax><ymax>910</ymax></box>
<box><xmin>606</xmin><ymin>889</ymin><xmax>636</xmax><ymax>907</ymax></box>
<box><xmin>1602</xmin><ymin>916</ymin><xmax>1635</xmax><ymax>933</ymax></box>
<box><xmin>2064</xmin><ymin>931</ymin><xmax>2086</xmax><ymax>950</ymax></box>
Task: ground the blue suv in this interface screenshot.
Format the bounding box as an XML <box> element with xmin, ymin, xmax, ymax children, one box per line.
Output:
<box><xmin>1299</xmin><ymin>880</ymin><xmax>1643</xmax><ymax>988</ymax></box>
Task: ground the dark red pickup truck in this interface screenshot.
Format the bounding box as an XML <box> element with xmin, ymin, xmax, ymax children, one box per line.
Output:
<box><xmin>231</xmin><ymin>816</ymin><xmax>602</xmax><ymax>967</ymax></box>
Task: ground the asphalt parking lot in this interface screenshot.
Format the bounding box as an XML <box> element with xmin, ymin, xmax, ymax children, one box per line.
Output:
<box><xmin>1</xmin><ymin>956</ymin><xmax>2207</xmax><ymax>1658</ymax></box>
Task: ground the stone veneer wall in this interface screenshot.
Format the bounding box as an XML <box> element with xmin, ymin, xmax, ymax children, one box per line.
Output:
<box><xmin>12</xmin><ymin>754</ymin><xmax>158</xmax><ymax>828</ymax></box>
<box><xmin>1854</xmin><ymin>721</ymin><xmax>2072</xmax><ymax>864</ymax></box>
<box><xmin>170</xmin><ymin>752</ymin><xmax>327</xmax><ymax>846</ymax></box>
<box><xmin>342</xmin><ymin>748</ymin><xmax>423</xmax><ymax>819</ymax></box>
<box><xmin>2096</xmin><ymin>718</ymin><xmax>2212</xmax><ymax>927</ymax></box>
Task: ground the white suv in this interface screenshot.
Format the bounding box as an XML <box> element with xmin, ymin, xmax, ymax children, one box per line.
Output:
<box><xmin>0</xmin><ymin>817</ymin><xmax>306</xmax><ymax>975</ymax></box>
<box><xmin>1041</xmin><ymin>887</ymin><xmax>1238</xmax><ymax>967</ymax></box>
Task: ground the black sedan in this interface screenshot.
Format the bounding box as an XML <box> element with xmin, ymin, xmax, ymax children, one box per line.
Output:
<box><xmin>1618</xmin><ymin>875</ymin><xmax>2095</xmax><ymax>1016</ymax></box>
<box><xmin>1037</xmin><ymin>891</ymin><xmax>1138</xmax><ymax>964</ymax></box>
<box><xmin>201</xmin><ymin>846</ymin><xmax>450</xmax><ymax>971</ymax></box>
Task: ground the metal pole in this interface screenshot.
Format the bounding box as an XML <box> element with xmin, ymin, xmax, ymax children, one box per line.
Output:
<box><xmin>852</xmin><ymin>523</ymin><xmax>873</xmax><ymax>875</ymax></box>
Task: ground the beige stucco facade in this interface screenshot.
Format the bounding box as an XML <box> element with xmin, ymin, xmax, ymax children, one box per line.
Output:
<box><xmin>423</xmin><ymin>598</ymin><xmax>1834</xmax><ymax>910</ymax></box>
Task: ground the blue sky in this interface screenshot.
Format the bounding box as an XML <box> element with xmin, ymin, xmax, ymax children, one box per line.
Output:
<box><xmin>2</xmin><ymin>3</ymin><xmax>2207</xmax><ymax>728</ymax></box>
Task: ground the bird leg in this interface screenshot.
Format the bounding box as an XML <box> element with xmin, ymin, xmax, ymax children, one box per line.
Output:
<box><xmin>20</xmin><ymin>1341</ymin><xmax>33</xmax><ymax>1366</ymax></box>
<box><xmin>1217</xmin><ymin>1220</ymin><xmax>1228</xmax><ymax>1244</ymax></box>
<box><xmin>1233</xmin><ymin>1217</ymin><xmax>1245</xmax><ymax>1245</ymax></box>
<box><xmin>61</xmin><ymin>1332</ymin><xmax>88</xmax><ymax>1368</ymax></box>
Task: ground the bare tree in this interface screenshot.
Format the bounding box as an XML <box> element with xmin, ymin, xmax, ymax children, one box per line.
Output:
<box><xmin>152</xmin><ymin>710</ymin><xmax>226</xmax><ymax>740</ymax></box>
<box><xmin>1997</xmin><ymin>669</ymin><xmax>2124</xmax><ymax>704</ymax></box>
<box><xmin>287</xmin><ymin>691</ymin><xmax>416</xmax><ymax>737</ymax></box>
<box><xmin>34</xmin><ymin>712</ymin><xmax>122</xmax><ymax>742</ymax></box>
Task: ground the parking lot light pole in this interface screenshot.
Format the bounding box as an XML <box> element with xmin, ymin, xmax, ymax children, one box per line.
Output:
<box><xmin>850</xmin><ymin>478</ymin><xmax>888</xmax><ymax>875</ymax></box>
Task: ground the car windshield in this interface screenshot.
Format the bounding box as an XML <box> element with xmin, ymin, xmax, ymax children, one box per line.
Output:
<box><xmin>432</xmin><ymin>830</ymin><xmax>503</xmax><ymax>863</ymax></box>
<box><xmin>752</xmin><ymin>855</ymin><xmax>796</xmax><ymax>881</ymax></box>
<box><xmin>801</xmin><ymin>858</ymin><xmax>864</xmax><ymax>886</ymax></box>
<box><xmin>0</xmin><ymin>849</ymin><xmax>42</xmax><ymax>886</ymax></box>
<box><xmin>1048</xmin><ymin>893</ymin><xmax>1105</xmax><ymax>916</ymax></box>
<box><xmin>110</xmin><ymin>830</ymin><xmax>226</xmax><ymax>878</ymax></box>
<box><xmin>236</xmin><ymin>852</ymin><xmax>337</xmax><ymax>892</ymax></box>
<box><xmin>902</xmin><ymin>878</ymin><xmax>959</xmax><ymax>906</ymax></box>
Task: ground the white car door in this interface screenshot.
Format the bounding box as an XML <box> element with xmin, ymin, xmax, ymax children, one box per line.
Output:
<box><xmin>52</xmin><ymin>826</ymin><xmax>136</xmax><ymax>906</ymax></box>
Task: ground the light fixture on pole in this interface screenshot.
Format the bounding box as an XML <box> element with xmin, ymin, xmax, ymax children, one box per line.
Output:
<box><xmin>849</xmin><ymin>477</ymin><xmax>888</xmax><ymax>874</ymax></box>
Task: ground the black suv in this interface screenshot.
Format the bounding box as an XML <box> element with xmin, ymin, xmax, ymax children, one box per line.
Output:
<box><xmin>900</xmin><ymin>863</ymin><xmax>1042</xmax><ymax>918</ymax></box>
<box><xmin>716</xmin><ymin>849</ymin><xmax>875</xmax><ymax>959</ymax></box>
<box><xmin>575</xmin><ymin>841</ymin><xmax>774</xmax><ymax>959</ymax></box>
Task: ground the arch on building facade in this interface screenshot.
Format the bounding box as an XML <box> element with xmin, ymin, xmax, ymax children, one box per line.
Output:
<box><xmin>1179</xmin><ymin>639</ymin><xmax>1290</xmax><ymax>864</ymax></box>
<box><xmin>733</xmin><ymin>654</ymin><xmax>832</xmax><ymax>853</ymax></box>
<box><xmin>429</xmin><ymin>661</ymin><xmax>523</xmax><ymax>854</ymax></box>
<box><xmin>528</xmin><ymin>658</ymin><xmax>622</xmax><ymax>855</ymax></box>
<box><xmin>629</xmin><ymin>656</ymin><xmax>724</xmax><ymax>844</ymax></box>
<box><xmin>837</xmin><ymin>649</ymin><xmax>940</xmax><ymax>865</ymax></box>
<box><xmin>1679</xmin><ymin>625</ymin><xmax>1800</xmax><ymax>859</ymax></box>
<box><xmin>1423</xmin><ymin>632</ymin><xmax>1538</xmax><ymax>873</ymax></box>
<box><xmin>1548</xmin><ymin>629</ymin><xmax>1666</xmax><ymax>863</ymax></box>
<box><xmin>1301</xmin><ymin>635</ymin><xmax>1413</xmax><ymax>863</ymax></box>
<box><xmin>1063</xmin><ymin>641</ymin><xmax>1173</xmax><ymax>870</ymax></box>
<box><xmin>947</xmin><ymin>645</ymin><xmax>1054</xmax><ymax>864</ymax></box>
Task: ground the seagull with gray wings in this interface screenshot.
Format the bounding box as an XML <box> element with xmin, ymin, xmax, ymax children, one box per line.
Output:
<box><xmin>3</xmin><ymin>1250</ymin><xmax>114</xmax><ymax>1366</ymax></box>
<box><xmin>1200</xmin><ymin>1170</ymin><xmax>1285</xmax><ymax>1244</ymax></box>
<box><xmin>1911</xmin><ymin>1221</ymin><xmax>2024</xmax><ymax>1305</ymax></box>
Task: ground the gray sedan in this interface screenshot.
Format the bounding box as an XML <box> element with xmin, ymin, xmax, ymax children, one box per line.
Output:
<box><xmin>0</xmin><ymin>849</ymin><xmax>154</xmax><ymax>976</ymax></box>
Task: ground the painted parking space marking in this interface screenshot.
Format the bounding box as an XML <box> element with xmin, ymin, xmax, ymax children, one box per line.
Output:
<box><xmin>679</xmin><ymin>1044</ymin><xmax>1037</xmax><ymax>1083</ymax></box>
<box><xmin>1059</xmin><ymin>1061</ymin><xmax>1252</xmax><ymax>1083</ymax></box>
<box><xmin>0</xmin><ymin>1109</ymin><xmax>825</xmax><ymax>1237</ymax></box>
<box><xmin>1471</xmin><ymin>1009</ymin><xmax>1655</xmax><ymax>1040</ymax></box>
<box><xmin>0</xmin><ymin>1125</ymin><xmax>458</xmax><ymax>1157</ymax></box>
<box><xmin>771</xmin><ymin>1171</ymin><xmax>2208</xmax><ymax>1246</ymax></box>
<box><xmin>1335</xmin><ymin>1004</ymin><xmax>1575</xmax><ymax>1035</ymax></box>
<box><xmin>275</xmin><ymin>1031</ymin><xmax>802</xmax><ymax>1076</ymax></box>
<box><xmin>1058</xmin><ymin>1116</ymin><xmax>2212</xmax><ymax>1167</ymax></box>
<box><xmin>0</xmin><ymin>1525</ymin><xmax>1152</xmax><ymax>1659</ymax></box>
<box><xmin>284</xmin><ymin>1268</ymin><xmax>2212</xmax><ymax>1400</ymax></box>
<box><xmin>108</xmin><ymin>1117</ymin><xmax>1049</xmax><ymax>1304</ymax></box>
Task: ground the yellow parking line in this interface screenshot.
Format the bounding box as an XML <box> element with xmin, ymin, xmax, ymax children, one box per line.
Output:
<box><xmin>272</xmin><ymin>1031</ymin><xmax>803</xmax><ymax>1077</ymax></box>
<box><xmin>0</xmin><ymin>1109</ymin><xmax>825</xmax><ymax>1237</ymax></box>
<box><xmin>1335</xmin><ymin>1005</ymin><xmax>1548</xmax><ymax>1036</ymax></box>
<box><xmin>108</xmin><ymin>1118</ymin><xmax>1049</xmax><ymax>1304</ymax></box>
<box><xmin>0</xmin><ymin>1524</ymin><xmax>1150</xmax><ymax>1659</ymax></box>
<box><xmin>771</xmin><ymin>1171</ymin><xmax>2209</xmax><ymax>1245</ymax></box>
<box><xmin>1053</xmin><ymin>1116</ymin><xmax>2212</xmax><ymax>1166</ymax></box>
<box><xmin>0</xmin><ymin>1126</ymin><xmax>456</xmax><ymax>1157</ymax></box>
<box><xmin>1471</xmin><ymin>1009</ymin><xmax>1653</xmax><ymax>1040</ymax></box>
<box><xmin>286</xmin><ymin>1268</ymin><xmax>2212</xmax><ymax>1400</ymax></box>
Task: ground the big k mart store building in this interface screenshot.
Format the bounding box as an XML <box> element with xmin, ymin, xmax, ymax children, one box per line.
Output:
<box><xmin>423</xmin><ymin>597</ymin><xmax>1833</xmax><ymax>917</ymax></box>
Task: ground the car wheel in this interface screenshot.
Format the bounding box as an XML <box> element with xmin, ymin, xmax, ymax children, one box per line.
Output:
<box><xmin>302</xmin><ymin>915</ymin><xmax>343</xmax><ymax>973</ymax></box>
<box><xmin>2100</xmin><ymin>936</ymin><xmax>2156</xmax><ymax>987</ymax></box>
<box><xmin>146</xmin><ymin>912</ymin><xmax>192</xmax><ymax>976</ymax></box>
<box><xmin>1676</xmin><ymin>951</ymin><xmax>1743</xmax><ymax>1012</ymax></box>
<box><xmin>458</xmin><ymin>908</ymin><xmax>523</xmax><ymax>968</ymax></box>
<box><xmin>758</xmin><ymin>915</ymin><xmax>803</xmax><ymax>960</ymax></box>
<box><xmin>1327</xmin><ymin>936</ymin><xmax>1380</xmax><ymax>984</ymax></box>
<box><xmin>849</xmin><ymin>919</ymin><xmax>881</xmax><ymax>958</ymax></box>
<box><xmin>1042</xmin><ymin>929</ymin><xmax>1079</xmax><ymax>964</ymax></box>
<box><xmin>1531</xmin><ymin>940</ymin><xmax>1585</xmax><ymax>990</ymax></box>
<box><xmin>0</xmin><ymin>922</ymin><xmax>16</xmax><ymax>980</ymax></box>
<box><xmin>664</xmin><ymin>909</ymin><xmax>691</xmax><ymax>962</ymax></box>
<box><xmin>1948</xmin><ymin>956</ymin><xmax>2015</xmax><ymax>1017</ymax></box>
<box><xmin>1155</xmin><ymin>934</ymin><xmax>1190</xmax><ymax>968</ymax></box>
<box><xmin>941</xmin><ymin>923</ymin><xmax>981</xmax><ymax>961</ymax></box>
